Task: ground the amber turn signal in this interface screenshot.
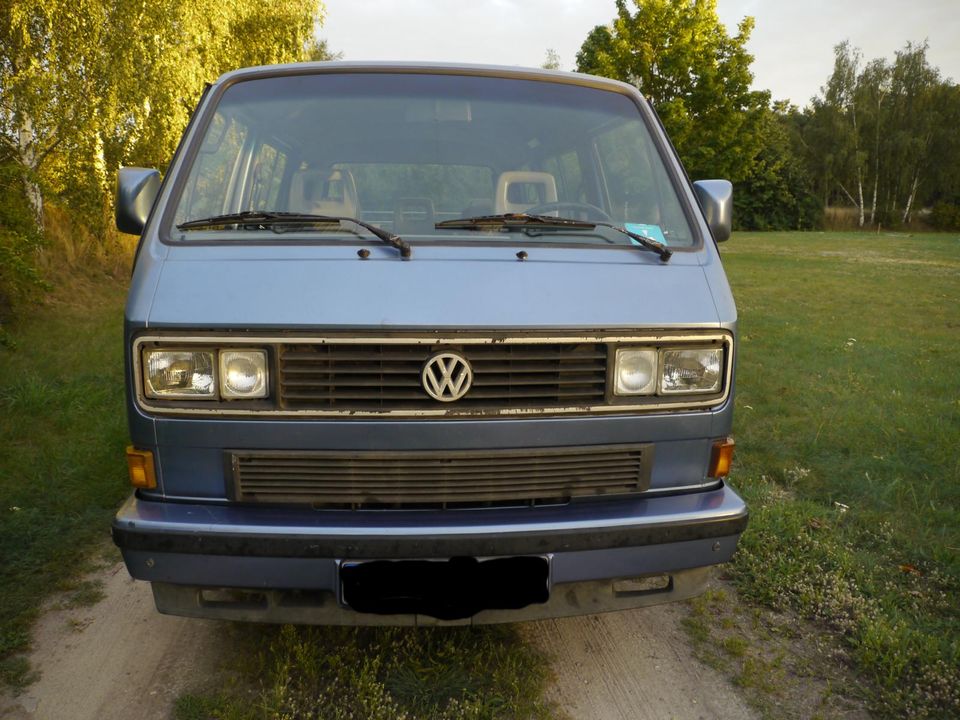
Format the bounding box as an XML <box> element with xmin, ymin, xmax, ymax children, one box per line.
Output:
<box><xmin>126</xmin><ymin>446</ymin><xmax>157</xmax><ymax>489</ymax></box>
<box><xmin>708</xmin><ymin>437</ymin><xmax>735</xmax><ymax>478</ymax></box>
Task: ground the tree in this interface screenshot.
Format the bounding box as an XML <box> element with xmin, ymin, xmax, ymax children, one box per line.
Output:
<box><xmin>541</xmin><ymin>48</ymin><xmax>562</xmax><ymax>70</ymax></box>
<box><xmin>0</xmin><ymin>141</ymin><xmax>47</xmax><ymax>322</ymax></box>
<box><xmin>576</xmin><ymin>0</ymin><xmax>768</xmax><ymax>184</ymax></box>
<box><xmin>0</xmin><ymin>0</ymin><xmax>327</xmax><ymax>233</ymax></box>
<box><xmin>802</xmin><ymin>40</ymin><xmax>956</xmax><ymax>228</ymax></box>
<box><xmin>885</xmin><ymin>42</ymin><xmax>940</xmax><ymax>224</ymax></box>
<box><xmin>821</xmin><ymin>41</ymin><xmax>867</xmax><ymax>226</ymax></box>
<box><xmin>925</xmin><ymin>82</ymin><xmax>960</xmax><ymax>224</ymax></box>
<box><xmin>0</xmin><ymin>0</ymin><xmax>326</xmax><ymax>316</ymax></box>
<box><xmin>736</xmin><ymin>103</ymin><xmax>821</xmax><ymax>231</ymax></box>
<box><xmin>856</xmin><ymin>58</ymin><xmax>891</xmax><ymax>226</ymax></box>
<box><xmin>306</xmin><ymin>38</ymin><xmax>342</xmax><ymax>62</ymax></box>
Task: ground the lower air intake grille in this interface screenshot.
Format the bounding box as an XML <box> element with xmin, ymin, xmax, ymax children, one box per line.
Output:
<box><xmin>230</xmin><ymin>444</ymin><xmax>652</xmax><ymax>509</ymax></box>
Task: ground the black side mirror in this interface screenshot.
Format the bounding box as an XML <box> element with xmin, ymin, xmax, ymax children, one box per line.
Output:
<box><xmin>116</xmin><ymin>167</ymin><xmax>161</xmax><ymax>235</ymax></box>
<box><xmin>692</xmin><ymin>180</ymin><xmax>733</xmax><ymax>243</ymax></box>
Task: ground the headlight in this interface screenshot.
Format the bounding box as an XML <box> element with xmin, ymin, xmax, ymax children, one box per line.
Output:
<box><xmin>143</xmin><ymin>350</ymin><xmax>216</xmax><ymax>398</ymax></box>
<box><xmin>614</xmin><ymin>348</ymin><xmax>658</xmax><ymax>395</ymax></box>
<box><xmin>220</xmin><ymin>350</ymin><xmax>268</xmax><ymax>399</ymax></box>
<box><xmin>660</xmin><ymin>348</ymin><xmax>722</xmax><ymax>394</ymax></box>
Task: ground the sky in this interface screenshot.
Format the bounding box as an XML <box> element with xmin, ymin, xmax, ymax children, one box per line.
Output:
<box><xmin>320</xmin><ymin>0</ymin><xmax>960</xmax><ymax>108</ymax></box>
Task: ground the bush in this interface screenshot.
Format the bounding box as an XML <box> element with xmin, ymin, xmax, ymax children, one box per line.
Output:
<box><xmin>929</xmin><ymin>202</ymin><xmax>960</xmax><ymax>230</ymax></box>
<box><xmin>0</xmin><ymin>162</ymin><xmax>48</xmax><ymax>323</ymax></box>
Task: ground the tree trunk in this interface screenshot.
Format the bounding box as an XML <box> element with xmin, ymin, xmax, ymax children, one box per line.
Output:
<box><xmin>849</xmin><ymin>90</ymin><xmax>865</xmax><ymax>228</ymax></box>
<box><xmin>837</xmin><ymin>181</ymin><xmax>859</xmax><ymax>209</ymax></box>
<box><xmin>16</xmin><ymin>116</ymin><xmax>44</xmax><ymax>229</ymax></box>
<box><xmin>902</xmin><ymin>173</ymin><xmax>919</xmax><ymax>225</ymax></box>
<box><xmin>856</xmin><ymin>167</ymin><xmax>865</xmax><ymax>227</ymax></box>
<box><xmin>870</xmin><ymin>92</ymin><xmax>883</xmax><ymax>227</ymax></box>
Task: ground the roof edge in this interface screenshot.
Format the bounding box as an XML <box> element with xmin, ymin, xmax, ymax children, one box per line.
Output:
<box><xmin>212</xmin><ymin>61</ymin><xmax>640</xmax><ymax>95</ymax></box>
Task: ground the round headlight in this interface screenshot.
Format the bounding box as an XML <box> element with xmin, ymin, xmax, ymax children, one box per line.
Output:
<box><xmin>220</xmin><ymin>350</ymin><xmax>268</xmax><ymax>398</ymax></box>
<box><xmin>615</xmin><ymin>349</ymin><xmax>657</xmax><ymax>395</ymax></box>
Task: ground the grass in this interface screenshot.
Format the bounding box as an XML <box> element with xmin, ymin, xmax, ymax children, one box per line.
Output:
<box><xmin>174</xmin><ymin>624</ymin><xmax>557</xmax><ymax>720</ymax></box>
<box><xmin>0</xmin><ymin>276</ymin><xmax>129</xmax><ymax>686</ymax></box>
<box><xmin>722</xmin><ymin>231</ymin><xmax>960</xmax><ymax>718</ymax></box>
<box><xmin>683</xmin><ymin>584</ymin><xmax>872</xmax><ymax>719</ymax></box>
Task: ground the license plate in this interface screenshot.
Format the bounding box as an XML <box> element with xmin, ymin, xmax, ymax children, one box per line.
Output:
<box><xmin>340</xmin><ymin>556</ymin><xmax>550</xmax><ymax>620</ymax></box>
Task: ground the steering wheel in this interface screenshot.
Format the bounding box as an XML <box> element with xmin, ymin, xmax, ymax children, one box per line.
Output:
<box><xmin>524</xmin><ymin>201</ymin><xmax>613</xmax><ymax>223</ymax></box>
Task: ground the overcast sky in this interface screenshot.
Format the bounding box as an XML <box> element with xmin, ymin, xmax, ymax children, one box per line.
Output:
<box><xmin>321</xmin><ymin>0</ymin><xmax>960</xmax><ymax>107</ymax></box>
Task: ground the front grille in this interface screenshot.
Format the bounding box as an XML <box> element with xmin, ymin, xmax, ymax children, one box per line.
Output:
<box><xmin>230</xmin><ymin>444</ymin><xmax>651</xmax><ymax>508</ymax></box>
<box><xmin>278</xmin><ymin>342</ymin><xmax>607</xmax><ymax>412</ymax></box>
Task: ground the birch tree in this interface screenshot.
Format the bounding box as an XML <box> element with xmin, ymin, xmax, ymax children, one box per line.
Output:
<box><xmin>886</xmin><ymin>42</ymin><xmax>939</xmax><ymax>224</ymax></box>
<box><xmin>803</xmin><ymin>40</ymin><xmax>954</xmax><ymax>228</ymax></box>
<box><xmin>856</xmin><ymin>59</ymin><xmax>890</xmax><ymax>226</ymax></box>
<box><xmin>541</xmin><ymin>49</ymin><xmax>562</xmax><ymax>70</ymax></box>
<box><xmin>821</xmin><ymin>42</ymin><xmax>868</xmax><ymax>226</ymax></box>
<box><xmin>0</xmin><ymin>0</ymin><xmax>326</xmax><ymax>233</ymax></box>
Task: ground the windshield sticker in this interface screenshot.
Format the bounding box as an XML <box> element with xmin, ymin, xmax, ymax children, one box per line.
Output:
<box><xmin>624</xmin><ymin>223</ymin><xmax>667</xmax><ymax>245</ymax></box>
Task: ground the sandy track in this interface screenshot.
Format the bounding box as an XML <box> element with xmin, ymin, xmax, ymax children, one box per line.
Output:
<box><xmin>1</xmin><ymin>561</ymin><xmax>756</xmax><ymax>720</ymax></box>
<box><xmin>0</xmin><ymin>561</ymin><xmax>225</xmax><ymax>720</ymax></box>
<box><xmin>528</xmin><ymin>604</ymin><xmax>757</xmax><ymax>720</ymax></box>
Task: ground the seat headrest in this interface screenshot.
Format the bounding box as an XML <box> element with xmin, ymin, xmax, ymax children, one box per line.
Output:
<box><xmin>494</xmin><ymin>171</ymin><xmax>558</xmax><ymax>214</ymax></box>
<box><xmin>289</xmin><ymin>168</ymin><xmax>359</xmax><ymax>217</ymax></box>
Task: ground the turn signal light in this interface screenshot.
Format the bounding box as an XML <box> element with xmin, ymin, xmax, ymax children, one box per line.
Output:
<box><xmin>126</xmin><ymin>447</ymin><xmax>157</xmax><ymax>489</ymax></box>
<box><xmin>708</xmin><ymin>437</ymin><xmax>735</xmax><ymax>478</ymax></box>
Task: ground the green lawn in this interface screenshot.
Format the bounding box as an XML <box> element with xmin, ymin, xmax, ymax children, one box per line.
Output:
<box><xmin>0</xmin><ymin>280</ymin><xmax>130</xmax><ymax>685</ymax></box>
<box><xmin>723</xmin><ymin>231</ymin><xmax>960</xmax><ymax>718</ymax></box>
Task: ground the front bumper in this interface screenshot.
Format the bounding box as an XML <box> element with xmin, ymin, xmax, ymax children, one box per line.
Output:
<box><xmin>112</xmin><ymin>483</ymin><xmax>747</xmax><ymax>624</ymax></box>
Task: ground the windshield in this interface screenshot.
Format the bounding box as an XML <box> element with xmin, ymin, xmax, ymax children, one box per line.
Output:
<box><xmin>168</xmin><ymin>72</ymin><xmax>696</xmax><ymax>248</ymax></box>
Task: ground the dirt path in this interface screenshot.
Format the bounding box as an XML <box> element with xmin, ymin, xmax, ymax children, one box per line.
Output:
<box><xmin>1</xmin><ymin>561</ymin><xmax>757</xmax><ymax>720</ymax></box>
<box><xmin>528</xmin><ymin>605</ymin><xmax>757</xmax><ymax>720</ymax></box>
<box><xmin>0</xmin><ymin>560</ymin><xmax>225</xmax><ymax>720</ymax></box>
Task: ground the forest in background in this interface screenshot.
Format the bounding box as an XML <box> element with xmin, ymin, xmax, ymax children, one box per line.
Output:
<box><xmin>574</xmin><ymin>0</ymin><xmax>960</xmax><ymax>234</ymax></box>
<box><xmin>2</xmin><ymin>0</ymin><xmax>959</xmax><ymax>322</ymax></box>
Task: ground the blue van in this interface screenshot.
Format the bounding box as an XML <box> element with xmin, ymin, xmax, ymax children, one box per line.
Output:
<box><xmin>112</xmin><ymin>62</ymin><xmax>746</xmax><ymax>624</ymax></box>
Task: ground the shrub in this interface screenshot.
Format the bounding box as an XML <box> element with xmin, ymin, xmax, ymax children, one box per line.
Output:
<box><xmin>0</xmin><ymin>162</ymin><xmax>48</xmax><ymax>323</ymax></box>
<box><xmin>929</xmin><ymin>202</ymin><xmax>960</xmax><ymax>230</ymax></box>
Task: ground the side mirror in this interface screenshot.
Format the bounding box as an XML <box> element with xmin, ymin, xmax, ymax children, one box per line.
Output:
<box><xmin>693</xmin><ymin>179</ymin><xmax>732</xmax><ymax>243</ymax></box>
<box><xmin>116</xmin><ymin>167</ymin><xmax>161</xmax><ymax>235</ymax></box>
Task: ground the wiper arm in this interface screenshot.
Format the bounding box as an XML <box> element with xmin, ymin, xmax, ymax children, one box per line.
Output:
<box><xmin>177</xmin><ymin>211</ymin><xmax>412</xmax><ymax>259</ymax></box>
<box><xmin>435</xmin><ymin>213</ymin><xmax>671</xmax><ymax>261</ymax></box>
<box><xmin>592</xmin><ymin>222</ymin><xmax>672</xmax><ymax>262</ymax></box>
<box><xmin>435</xmin><ymin>213</ymin><xmax>596</xmax><ymax>230</ymax></box>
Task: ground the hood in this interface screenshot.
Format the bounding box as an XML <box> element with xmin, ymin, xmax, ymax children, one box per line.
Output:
<box><xmin>144</xmin><ymin>244</ymin><xmax>719</xmax><ymax>330</ymax></box>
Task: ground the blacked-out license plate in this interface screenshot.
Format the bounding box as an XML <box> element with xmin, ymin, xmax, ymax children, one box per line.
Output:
<box><xmin>340</xmin><ymin>556</ymin><xmax>550</xmax><ymax>620</ymax></box>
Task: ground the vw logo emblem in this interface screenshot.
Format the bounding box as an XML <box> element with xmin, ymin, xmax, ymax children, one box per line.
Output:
<box><xmin>422</xmin><ymin>352</ymin><xmax>473</xmax><ymax>402</ymax></box>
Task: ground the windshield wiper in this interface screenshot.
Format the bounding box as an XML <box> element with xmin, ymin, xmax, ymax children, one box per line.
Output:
<box><xmin>435</xmin><ymin>213</ymin><xmax>595</xmax><ymax>230</ymax></box>
<box><xmin>177</xmin><ymin>211</ymin><xmax>412</xmax><ymax>259</ymax></box>
<box><xmin>435</xmin><ymin>213</ymin><xmax>671</xmax><ymax>261</ymax></box>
